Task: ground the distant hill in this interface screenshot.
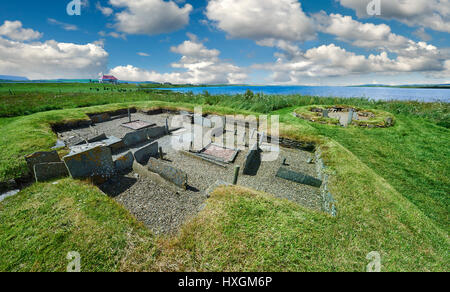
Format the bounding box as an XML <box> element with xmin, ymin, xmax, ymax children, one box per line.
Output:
<box><xmin>0</xmin><ymin>75</ymin><xmax>28</xmax><ymax>81</ymax></box>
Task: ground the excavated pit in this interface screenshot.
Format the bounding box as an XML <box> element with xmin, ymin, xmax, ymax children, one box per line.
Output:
<box><xmin>54</xmin><ymin>109</ymin><xmax>324</xmax><ymax>234</ymax></box>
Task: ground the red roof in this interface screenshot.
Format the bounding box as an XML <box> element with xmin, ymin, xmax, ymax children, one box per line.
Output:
<box><xmin>102</xmin><ymin>75</ymin><xmax>118</xmax><ymax>80</ymax></box>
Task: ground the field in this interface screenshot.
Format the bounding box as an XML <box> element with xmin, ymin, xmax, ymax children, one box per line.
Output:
<box><xmin>0</xmin><ymin>83</ymin><xmax>448</xmax><ymax>271</ymax></box>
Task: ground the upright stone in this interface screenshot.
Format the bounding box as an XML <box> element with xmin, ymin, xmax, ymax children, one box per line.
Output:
<box><xmin>63</xmin><ymin>146</ymin><xmax>115</xmax><ymax>179</ymax></box>
<box><xmin>123</xmin><ymin>128</ymin><xmax>149</xmax><ymax>147</ymax></box>
<box><xmin>114</xmin><ymin>152</ymin><xmax>134</xmax><ymax>173</ymax></box>
<box><xmin>243</xmin><ymin>143</ymin><xmax>262</xmax><ymax>176</ymax></box>
<box><xmin>147</xmin><ymin>158</ymin><xmax>188</xmax><ymax>189</ymax></box>
<box><xmin>134</xmin><ymin>142</ymin><xmax>159</xmax><ymax>165</ymax></box>
<box><xmin>323</xmin><ymin>109</ymin><xmax>329</xmax><ymax>118</ymax></box>
<box><xmin>25</xmin><ymin>151</ymin><xmax>61</xmax><ymax>176</ymax></box>
<box><xmin>34</xmin><ymin>162</ymin><xmax>69</xmax><ymax>182</ymax></box>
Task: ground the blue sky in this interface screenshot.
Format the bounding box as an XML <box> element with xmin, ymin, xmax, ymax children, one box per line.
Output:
<box><xmin>0</xmin><ymin>0</ymin><xmax>449</xmax><ymax>85</ymax></box>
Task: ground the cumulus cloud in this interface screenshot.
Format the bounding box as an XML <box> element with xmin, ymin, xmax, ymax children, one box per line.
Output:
<box><xmin>96</xmin><ymin>2</ymin><xmax>113</xmax><ymax>16</ymax></box>
<box><xmin>0</xmin><ymin>36</ymin><xmax>108</xmax><ymax>79</ymax></box>
<box><xmin>205</xmin><ymin>0</ymin><xmax>315</xmax><ymax>43</ymax></box>
<box><xmin>253</xmin><ymin>43</ymin><xmax>447</xmax><ymax>84</ymax></box>
<box><xmin>48</xmin><ymin>18</ymin><xmax>78</xmax><ymax>31</ymax></box>
<box><xmin>109</xmin><ymin>0</ymin><xmax>192</xmax><ymax>35</ymax></box>
<box><xmin>338</xmin><ymin>0</ymin><xmax>450</xmax><ymax>33</ymax></box>
<box><xmin>109</xmin><ymin>34</ymin><xmax>247</xmax><ymax>84</ymax></box>
<box><xmin>0</xmin><ymin>20</ymin><xmax>42</xmax><ymax>41</ymax></box>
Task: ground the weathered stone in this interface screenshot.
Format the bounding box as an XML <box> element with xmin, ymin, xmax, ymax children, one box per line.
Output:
<box><xmin>133</xmin><ymin>142</ymin><xmax>158</xmax><ymax>165</ymax></box>
<box><xmin>242</xmin><ymin>143</ymin><xmax>262</xmax><ymax>176</ymax></box>
<box><xmin>123</xmin><ymin>128</ymin><xmax>148</xmax><ymax>147</ymax></box>
<box><xmin>90</xmin><ymin>113</ymin><xmax>110</xmax><ymax>123</ymax></box>
<box><xmin>147</xmin><ymin>126</ymin><xmax>167</xmax><ymax>139</ymax></box>
<box><xmin>25</xmin><ymin>151</ymin><xmax>61</xmax><ymax>176</ymax></box>
<box><xmin>194</xmin><ymin>116</ymin><xmax>212</xmax><ymax>128</ymax></box>
<box><xmin>63</xmin><ymin>146</ymin><xmax>115</xmax><ymax>179</ymax></box>
<box><xmin>34</xmin><ymin>162</ymin><xmax>69</xmax><ymax>182</ymax></box>
<box><xmin>114</xmin><ymin>152</ymin><xmax>134</xmax><ymax>173</ymax></box>
<box><xmin>276</xmin><ymin>167</ymin><xmax>322</xmax><ymax>188</ymax></box>
<box><xmin>323</xmin><ymin>109</ymin><xmax>329</xmax><ymax>118</ymax></box>
<box><xmin>74</xmin><ymin>133</ymin><xmax>107</xmax><ymax>145</ymax></box>
<box><xmin>147</xmin><ymin>157</ymin><xmax>188</xmax><ymax>189</ymax></box>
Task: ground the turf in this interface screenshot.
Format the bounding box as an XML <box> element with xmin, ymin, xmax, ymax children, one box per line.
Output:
<box><xmin>0</xmin><ymin>84</ymin><xmax>448</xmax><ymax>271</ymax></box>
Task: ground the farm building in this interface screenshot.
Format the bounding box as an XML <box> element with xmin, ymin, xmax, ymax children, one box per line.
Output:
<box><xmin>99</xmin><ymin>75</ymin><xmax>119</xmax><ymax>84</ymax></box>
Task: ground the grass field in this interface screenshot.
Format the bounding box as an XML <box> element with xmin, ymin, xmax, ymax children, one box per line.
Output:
<box><xmin>0</xmin><ymin>83</ymin><xmax>448</xmax><ymax>271</ymax></box>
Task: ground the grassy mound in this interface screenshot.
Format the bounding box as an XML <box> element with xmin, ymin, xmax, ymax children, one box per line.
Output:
<box><xmin>294</xmin><ymin>105</ymin><xmax>395</xmax><ymax>128</ymax></box>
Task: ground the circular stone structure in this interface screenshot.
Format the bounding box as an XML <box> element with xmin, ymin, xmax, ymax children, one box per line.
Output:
<box><xmin>294</xmin><ymin>105</ymin><xmax>395</xmax><ymax>128</ymax></box>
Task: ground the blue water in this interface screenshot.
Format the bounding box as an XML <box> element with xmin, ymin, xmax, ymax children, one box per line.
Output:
<box><xmin>158</xmin><ymin>86</ymin><xmax>449</xmax><ymax>103</ymax></box>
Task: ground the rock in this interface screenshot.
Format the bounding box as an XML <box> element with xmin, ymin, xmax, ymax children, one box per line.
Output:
<box><xmin>122</xmin><ymin>128</ymin><xmax>149</xmax><ymax>147</ymax></box>
<box><xmin>147</xmin><ymin>157</ymin><xmax>188</xmax><ymax>189</ymax></box>
<box><xmin>243</xmin><ymin>143</ymin><xmax>262</xmax><ymax>176</ymax></box>
<box><xmin>114</xmin><ymin>152</ymin><xmax>134</xmax><ymax>173</ymax></box>
<box><xmin>133</xmin><ymin>142</ymin><xmax>159</xmax><ymax>165</ymax></box>
<box><xmin>63</xmin><ymin>146</ymin><xmax>115</xmax><ymax>179</ymax></box>
<box><xmin>34</xmin><ymin>162</ymin><xmax>69</xmax><ymax>182</ymax></box>
<box><xmin>276</xmin><ymin>167</ymin><xmax>322</xmax><ymax>188</ymax></box>
<box><xmin>25</xmin><ymin>151</ymin><xmax>61</xmax><ymax>176</ymax></box>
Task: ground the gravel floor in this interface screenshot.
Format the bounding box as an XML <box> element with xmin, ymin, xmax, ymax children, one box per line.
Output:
<box><xmin>99</xmin><ymin>173</ymin><xmax>207</xmax><ymax>235</ymax></box>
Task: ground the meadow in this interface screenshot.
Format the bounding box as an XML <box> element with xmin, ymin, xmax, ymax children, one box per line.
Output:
<box><xmin>0</xmin><ymin>83</ymin><xmax>448</xmax><ymax>271</ymax></box>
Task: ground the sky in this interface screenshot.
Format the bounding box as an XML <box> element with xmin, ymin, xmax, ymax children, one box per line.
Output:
<box><xmin>0</xmin><ymin>0</ymin><xmax>449</xmax><ymax>85</ymax></box>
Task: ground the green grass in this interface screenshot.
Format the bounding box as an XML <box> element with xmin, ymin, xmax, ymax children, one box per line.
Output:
<box><xmin>0</xmin><ymin>84</ymin><xmax>448</xmax><ymax>271</ymax></box>
<box><xmin>0</xmin><ymin>179</ymin><xmax>158</xmax><ymax>272</ymax></box>
<box><xmin>286</xmin><ymin>109</ymin><xmax>450</xmax><ymax>232</ymax></box>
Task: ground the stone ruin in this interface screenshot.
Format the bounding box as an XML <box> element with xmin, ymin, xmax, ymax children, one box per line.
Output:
<box><xmin>23</xmin><ymin>108</ymin><xmax>337</xmax><ymax>233</ymax></box>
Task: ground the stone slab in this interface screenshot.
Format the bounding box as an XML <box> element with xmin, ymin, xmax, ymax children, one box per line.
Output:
<box><xmin>242</xmin><ymin>143</ymin><xmax>262</xmax><ymax>176</ymax></box>
<box><xmin>34</xmin><ymin>162</ymin><xmax>69</xmax><ymax>182</ymax></box>
<box><xmin>123</xmin><ymin>128</ymin><xmax>149</xmax><ymax>147</ymax></box>
<box><xmin>69</xmin><ymin>136</ymin><xmax>122</xmax><ymax>155</ymax></box>
<box><xmin>63</xmin><ymin>146</ymin><xmax>115</xmax><ymax>179</ymax></box>
<box><xmin>133</xmin><ymin>142</ymin><xmax>158</xmax><ymax>165</ymax></box>
<box><xmin>276</xmin><ymin>167</ymin><xmax>322</xmax><ymax>188</ymax></box>
<box><xmin>194</xmin><ymin>116</ymin><xmax>212</xmax><ymax>128</ymax></box>
<box><xmin>114</xmin><ymin>151</ymin><xmax>134</xmax><ymax>173</ymax></box>
<box><xmin>147</xmin><ymin>157</ymin><xmax>188</xmax><ymax>189</ymax></box>
<box><xmin>147</xmin><ymin>126</ymin><xmax>167</xmax><ymax>138</ymax></box>
<box><xmin>25</xmin><ymin>151</ymin><xmax>61</xmax><ymax>176</ymax></box>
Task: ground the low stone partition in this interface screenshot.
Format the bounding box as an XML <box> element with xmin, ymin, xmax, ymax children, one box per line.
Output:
<box><xmin>276</xmin><ymin>167</ymin><xmax>323</xmax><ymax>188</ymax></box>
<box><xmin>133</xmin><ymin>142</ymin><xmax>158</xmax><ymax>165</ymax></box>
<box><xmin>243</xmin><ymin>143</ymin><xmax>262</xmax><ymax>175</ymax></box>
<box><xmin>25</xmin><ymin>151</ymin><xmax>62</xmax><ymax>177</ymax></box>
<box><xmin>147</xmin><ymin>158</ymin><xmax>188</xmax><ymax>189</ymax></box>
<box><xmin>63</xmin><ymin>146</ymin><xmax>115</xmax><ymax>179</ymax></box>
<box><xmin>114</xmin><ymin>152</ymin><xmax>134</xmax><ymax>173</ymax></box>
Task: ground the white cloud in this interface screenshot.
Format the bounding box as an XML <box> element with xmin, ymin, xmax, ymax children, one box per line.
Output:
<box><xmin>338</xmin><ymin>0</ymin><xmax>450</xmax><ymax>33</ymax></box>
<box><xmin>205</xmin><ymin>0</ymin><xmax>315</xmax><ymax>43</ymax></box>
<box><xmin>253</xmin><ymin>43</ymin><xmax>447</xmax><ymax>84</ymax></box>
<box><xmin>109</xmin><ymin>34</ymin><xmax>247</xmax><ymax>84</ymax></box>
<box><xmin>0</xmin><ymin>20</ymin><xmax>42</xmax><ymax>41</ymax></box>
<box><xmin>137</xmin><ymin>52</ymin><xmax>150</xmax><ymax>57</ymax></box>
<box><xmin>96</xmin><ymin>2</ymin><xmax>113</xmax><ymax>16</ymax></box>
<box><xmin>109</xmin><ymin>0</ymin><xmax>192</xmax><ymax>35</ymax></box>
<box><xmin>48</xmin><ymin>18</ymin><xmax>78</xmax><ymax>31</ymax></box>
<box><xmin>0</xmin><ymin>37</ymin><xmax>108</xmax><ymax>80</ymax></box>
